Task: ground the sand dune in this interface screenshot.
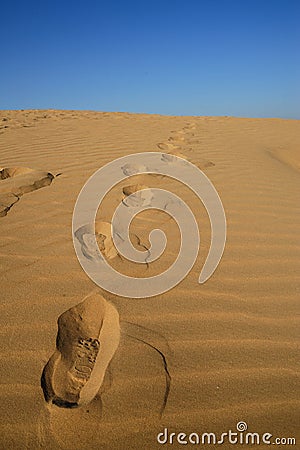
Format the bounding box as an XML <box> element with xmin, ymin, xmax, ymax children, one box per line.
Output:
<box><xmin>0</xmin><ymin>109</ymin><xmax>299</xmax><ymax>449</ymax></box>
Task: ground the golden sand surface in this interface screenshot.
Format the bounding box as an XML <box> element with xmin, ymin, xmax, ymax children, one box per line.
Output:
<box><xmin>0</xmin><ymin>110</ymin><xmax>299</xmax><ymax>449</ymax></box>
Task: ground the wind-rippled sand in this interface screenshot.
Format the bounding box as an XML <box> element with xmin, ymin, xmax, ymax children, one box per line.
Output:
<box><xmin>0</xmin><ymin>110</ymin><xmax>299</xmax><ymax>449</ymax></box>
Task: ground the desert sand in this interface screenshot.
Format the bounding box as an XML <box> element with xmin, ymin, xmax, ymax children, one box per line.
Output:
<box><xmin>0</xmin><ymin>109</ymin><xmax>299</xmax><ymax>449</ymax></box>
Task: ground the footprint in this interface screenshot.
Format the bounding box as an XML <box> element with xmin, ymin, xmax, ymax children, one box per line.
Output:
<box><xmin>168</xmin><ymin>136</ymin><xmax>185</xmax><ymax>143</ymax></box>
<box><xmin>156</xmin><ymin>142</ymin><xmax>181</xmax><ymax>151</ymax></box>
<box><xmin>0</xmin><ymin>167</ymin><xmax>34</xmax><ymax>179</ymax></box>
<box><xmin>122</xmin><ymin>184</ymin><xmax>149</xmax><ymax>197</ymax></box>
<box><xmin>184</xmin><ymin>123</ymin><xmax>196</xmax><ymax>130</ymax></box>
<box><xmin>74</xmin><ymin>221</ymin><xmax>119</xmax><ymax>262</ymax></box>
<box><xmin>121</xmin><ymin>163</ymin><xmax>148</xmax><ymax>176</ymax></box>
<box><xmin>170</xmin><ymin>130</ymin><xmax>185</xmax><ymax>137</ymax></box>
<box><xmin>41</xmin><ymin>293</ymin><xmax>120</xmax><ymax>408</ymax></box>
<box><xmin>0</xmin><ymin>166</ymin><xmax>54</xmax><ymax>216</ymax></box>
<box><xmin>160</xmin><ymin>151</ymin><xmax>190</xmax><ymax>169</ymax></box>
<box><xmin>161</xmin><ymin>150</ymin><xmax>188</xmax><ymax>161</ymax></box>
<box><xmin>122</xmin><ymin>185</ymin><xmax>154</xmax><ymax>208</ymax></box>
<box><xmin>0</xmin><ymin>192</ymin><xmax>20</xmax><ymax>217</ymax></box>
<box><xmin>197</xmin><ymin>159</ymin><xmax>215</xmax><ymax>169</ymax></box>
<box><xmin>42</xmin><ymin>313</ymin><xmax>172</xmax><ymax>450</ymax></box>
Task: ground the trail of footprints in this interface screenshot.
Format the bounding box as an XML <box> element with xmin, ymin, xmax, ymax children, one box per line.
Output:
<box><xmin>74</xmin><ymin>122</ymin><xmax>216</xmax><ymax>267</ymax></box>
<box><xmin>42</xmin><ymin>122</ymin><xmax>214</xmax><ymax>413</ymax></box>
<box><xmin>156</xmin><ymin>122</ymin><xmax>215</xmax><ymax>169</ymax></box>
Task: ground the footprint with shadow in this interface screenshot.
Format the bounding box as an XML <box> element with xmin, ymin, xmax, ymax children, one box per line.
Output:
<box><xmin>0</xmin><ymin>166</ymin><xmax>56</xmax><ymax>217</ymax></box>
<box><xmin>41</xmin><ymin>292</ymin><xmax>172</xmax><ymax>421</ymax></box>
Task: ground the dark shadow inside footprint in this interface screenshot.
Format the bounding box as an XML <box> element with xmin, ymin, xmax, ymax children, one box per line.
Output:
<box><xmin>52</xmin><ymin>398</ymin><xmax>79</xmax><ymax>409</ymax></box>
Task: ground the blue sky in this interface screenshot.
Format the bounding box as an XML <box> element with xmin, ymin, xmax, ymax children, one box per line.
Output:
<box><xmin>1</xmin><ymin>0</ymin><xmax>299</xmax><ymax>118</ymax></box>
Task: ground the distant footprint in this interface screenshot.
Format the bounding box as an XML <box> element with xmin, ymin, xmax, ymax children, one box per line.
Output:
<box><xmin>161</xmin><ymin>151</ymin><xmax>189</xmax><ymax>165</ymax></box>
<box><xmin>122</xmin><ymin>184</ymin><xmax>149</xmax><ymax>197</ymax></box>
<box><xmin>186</xmin><ymin>139</ymin><xmax>200</xmax><ymax>145</ymax></box>
<box><xmin>41</xmin><ymin>293</ymin><xmax>120</xmax><ymax>408</ymax></box>
<box><xmin>197</xmin><ymin>159</ymin><xmax>215</xmax><ymax>169</ymax></box>
<box><xmin>0</xmin><ymin>166</ymin><xmax>54</xmax><ymax>216</ymax></box>
<box><xmin>167</xmin><ymin>129</ymin><xmax>186</xmax><ymax>143</ymax></box>
<box><xmin>184</xmin><ymin>122</ymin><xmax>196</xmax><ymax>130</ymax></box>
<box><xmin>168</xmin><ymin>135</ymin><xmax>185</xmax><ymax>143</ymax></box>
<box><xmin>156</xmin><ymin>142</ymin><xmax>181</xmax><ymax>151</ymax></box>
<box><xmin>121</xmin><ymin>163</ymin><xmax>148</xmax><ymax>176</ymax></box>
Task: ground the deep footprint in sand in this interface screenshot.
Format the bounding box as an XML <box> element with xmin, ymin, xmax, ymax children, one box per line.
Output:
<box><xmin>0</xmin><ymin>192</ymin><xmax>20</xmax><ymax>217</ymax></box>
<box><xmin>74</xmin><ymin>221</ymin><xmax>119</xmax><ymax>262</ymax></box>
<box><xmin>122</xmin><ymin>184</ymin><xmax>155</xmax><ymax>208</ymax></box>
<box><xmin>122</xmin><ymin>184</ymin><xmax>149</xmax><ymax>197</ymax></box>
<box><xmin>0</xmin><ymin>166</ymin><xmax>54</xmax><ymax>216</ymax></box>
<box><xmin>42</xmin><ymin>291</ymin><xmax>172</xmax><ymax>429</ymax></box>
<box><xmin>41</xmin><ymin>313</ymin><xmax>172</xmax><ymax>450</ymax></box>
<box><xmin>41</xmin><ymin>293</ymin><xmax>120</xmax><ymax>408</ymax></box>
